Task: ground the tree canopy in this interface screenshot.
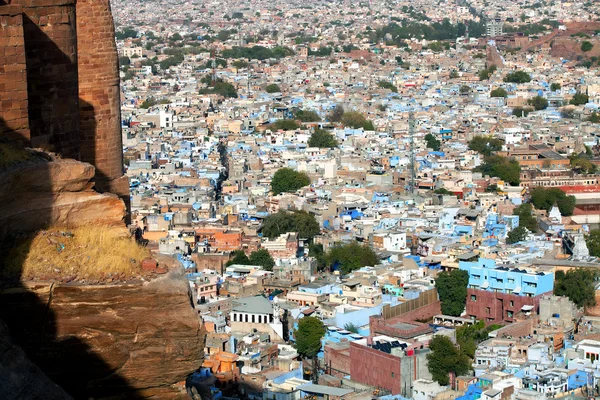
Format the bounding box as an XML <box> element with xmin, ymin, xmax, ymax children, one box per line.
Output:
<box><xmin>427</xmin><ymin>335</ymin><xmax>471</xmax><ymax>386</ymax></box>
<box><xmin>199</xmin><ymin>77</ymin><xmax>238</xmax><ymax>98</ymax></box>
<box><xmin>513</xmin><ymin>203</ymin><xmax>538</xmax><ymax>232</ymax></box>
<box><xmin>506</xmin><ymin>226</ymin><xmax>528</xmax><ymax>244</ymax></box>
<box><xmin>528</xmin><ymin>96</ymin><xmax>548</xmax><ymax>111</ymax></box>
<box><xmin>271</xmin><ymin>119</ymin><xmax>301</xmax><ymax>131</ymax></box>
<box><xmin>512</xmin><ymin>107</ymin><xmax>532</xmax><ymax>117</ymax></box>
<box><xmin>341</xmin><ymin>111</ymin><xmax>374</xmax><ymax>130</ymax></box>
<box><xmin>456</xmin><ymin>321</ymin><xmax>502</xmax><ymax>359</ymax></box>
<box><xmin>570</xmin><ymin>92</ymin><xmax>589</xmax><ymax>106</ymax></box>
<box><xmin>490</xmin><ymin>87</ymin><xmax>508</xmax><ymax>98</ymax></box>
<box><xmin>220</xmin><ymin>45</ymin><xmax>294</xmax><ymax>60</ymax></box>
<box><xmin>326</xmin><ymin>242</ymin><xmax>379</xmax><ymax>274</ymax></box>
<box><xmin>295</xmin><ymin>316</ymin><xmax>326</xmax><ymax>383</ymax></box>
<box><xmin>474</xmin><ymin>155</ymin><xmax>521</xmax><ymax>185</ymax></box>
<box><xmin>377</xmin><ymin>80</ymin><xmax>398</xmax><ymax>92</ymax></box>
<box><xmin>271</xmin><ymin>168</ymin><xmax>310</xmax><ymax>195</ymax></box>
<box><xmin>425</xmin><ymin>133</ymin><xmax>441</xmax><ymax>151</ymax></box>
<box><xmin>308</xmin><ymin>128</ymin><xmax>338</xmax><ymax>148</ymax></box>
<box><xmin>554</xmin><ymin>269</ymin><xmax>597</xmax><ymax>308</ymax></box>
<box><xmin>261</xmin><ymin>210</ymin><xmax>320</xmax><ymax>240</ymax></box>
<box><xmin>586</xmin><ymin>230</ymin><xmax>600</xmax><ymax>258</ymax></box>
<box><xmin>468</xmin><ymin>135</ymin><xmax>503</xmax><ymax>156</ymax></box>
<box><xmin>503</xmin><ymin>70</ymin><xmax>531</xmax><ymax>83</ymax></box>
<box><xmin>550</xmin><ymin>83</ymin><xmax>561</xmax><ymax>91</ymax></box>
<box><xmin>226</xmin><ymin>249</ymin><xmax>275</xmax><ymax>271</ymax></box>
<box><xmin>530</xmin><ymin>187</ymin><xmax>576</xmax><ymax>216</ymax></box>
<box><xmin>435</xmin><ymin>269</ymin><xmax>469</xmax><ymax>316</ymax></box>
<box><xmin>265</xmin><ymin>83</ymin><xmax>281</xmax><ymax>93</ymax></box>
<box><xmin>294</xmin><ymin>109</ymin><xmax>321</xmax><ymax>122</ymax></box>
<box><xmin>581</xmin><ymin>41</ymin><xmax>594</xmax><ymax>52</ymax></box>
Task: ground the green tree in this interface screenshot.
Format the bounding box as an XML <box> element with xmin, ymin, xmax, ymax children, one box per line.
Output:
<box><xmin>554</xmin><ymin>269</ymin><xmax>597</xmax><ymax>308</ymax></box>
<box><xmin>468</xmin><ymin>135</ymin><xmax>504</xmax><ymax>156</ymax></box>
<box><xmin>328</xmin><ymin>104</ymin><xmax>345</xmax><ymax>123</ymax></box>
<box><xmin>506</xmin><ymin>226</ymin><xmax>528</xmax><ymax>244</ymax></box>
<box><xmin>513</xmin><ymin>203</ymin><xmax>538</xmax><ymax>231</ymax></box>
<box><xmin>427</xmin><ymin>335</ymin><xmax>471</xmax><ymax>385</ymax></box>
<box><xmin>119</xmin><ymin>56</ymin><xmax>131</xmax><ymax>67</ymax></box>
<box><xmin>512</xmin><ymin>107</ymin><xmax>532</xmax><ymax>117</ymax></box>
<box><xmin>434</xmin><ymin>188</ymin><xmax>453</xmax><ymax>195</ymax></box>
<box><xmin>474</xmin><ymin>155</ymin><xmax>521</xmax><ymax>186</ymax></box>
<box><xmin>266</xmin><ymin>83</ymin><xmax>281</xmax><ymax>93</ymax></box>
<box><xmin>271</xmin><ymin>119</ymin><xmax>301</xmax><ymax>131</ymax></box>
<box><xmin>570</xmin><ymin>153</ymin><xmax>597</xmax><ymax>174</ymax></box>
<box><xmin>570</xmin><ymin>92</ymin><xmax>589</xmax><ymax>106</ymax></box>
<box><xmin>140</xmin><ymin>97</ymin><xmax>157</xmax><ymax>109</ymax></box>
<box><xmin>326</xmin><ymin>242</ymin><xmax>379</xmax><ymax>274</ymax></box>
<box><xmin>581</xmin><ymin>41</ymin><xmax>594</xmax><ymax>52</ymax></box>
<box><xmin>586</xmin><ymin>230</ymin><xmax>600</xmax><ymax>258</ymax></box>
<box><xmin>435</xmin><ymin>269</ymin><xmax>469</xmax><ymax>316</ymax></box>
<box><xmin>504</xmin><ymin>70</ymin><xmax>531</xmax><ymax>83</ymax></box>
<box><xmin>232</xmin><ymin>60</ymin><xmax>249</xmax><ymax>69</ymax></box>
<box><xmin>171</xmin><ymin>33</ymin><xmax>183</xmax><ymax>41</ymax></box>
<box><xmin>271</xmin><ymin>168</ymin><xmax>310</xmax><ymax>195</ymax></box>
<box><xmin>425</xmin><ymin>133</ymin><xmax>441</xmax><ymax>151</ymax></box>
<box><xmin>295</xmin><ymin>316</ymin><xmax>326</xmax><ymax>383</ymax></box>
<box><xmin>343</xmin><ymin>322</ymin><xmax>359</xmax><ymax>333</ymax></box>
<box><xmin>261</xmin><ymin>211</ymin><xmax>320</xmax><ymax>240</ymax></box>
<box><xmin>530</xmin><ymin>187</ymin><xmax>576</xmax><ymax>216</ymax></box>
<box><xmin>295</xmin><ymin>109</ymin><xmax>321</xmax><ymax>122</ymax></box>
<box><xmin>249</xmin><ymin>249</ymin><xmax>275</xmax><ymax>271</ymax></box>
<box><xmin>449</xmin><ymin>70</ymin><xmax>459</xmax><ymax>79</ymax></box>
<box><xmin>308</xmin><ymin>128</ymin><xmax>338</xmax><ymax>148</ymax></box>
<box><xmin>588</xmin><ymin>112</ymin><xmax>600</xmax><ymax>123</ymax></box>
<box><xmin>341</xmin><ymin>111</ymin><xmax>367</xmax><ymax>128</ymax></box>
<box><xmin>226</xmin><ymin>250</ymin><xmax>250</xmax><ymax>266</ymax></box>
<box><xmin>490</xmin><ymin>87</ymin><xmax>508</xmax><ymax>98</ymax></box>
<box><xmin>528</xmin><ymin>96</ymin><xmax>549</xmax><ymax>110</ymax></box>
<box><xmin>309</xmin><ymin>243</ymin><xmax>327</xmax><ymax>271</ymax></box>
<box><xmin>550</xmin><ymin>83</ymin><xmax>561</xmax><ymax>91</ymax></box>
<box><xmin>456</xmin><ymin>321</ymin><xmax>502</xmax><ymax>359</ymax></box>
<box><xmin>377</xmin><ymin>80</ymin><xmax>398</xmax><ymax>92</ymax></box>
<box><xmin>459</xmin><ymin>84</ymin><xmax>471</xmax><ymax>94</ymax></box>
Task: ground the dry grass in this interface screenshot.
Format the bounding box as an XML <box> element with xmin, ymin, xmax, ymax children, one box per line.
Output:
<box><xmin>2</xmin><ymin>226</ymin><xmax>152</xmax><ymax>281</ymax></box>
<box><xmin>0</xmin><ymin>142</ymin><xmax>38</xmax><ymax>171</ymax></box>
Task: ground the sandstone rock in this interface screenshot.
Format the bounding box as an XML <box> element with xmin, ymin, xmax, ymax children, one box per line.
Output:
<box><xmin>0</xmin><ymin>158</ymin><xmax>125</xmax><ymax>242</ymax></box>
<box><xmin>0</xmin><ymin>268</ymin><xmax>205</xmax><ymax>399</ymax></box>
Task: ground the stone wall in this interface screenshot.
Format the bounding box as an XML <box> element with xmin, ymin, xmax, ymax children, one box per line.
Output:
<box><xmin>10</xmin><ymin>0</ymin><xmax>80</xmax><ymax>158</ymax></box>
<box><xmin>76</xmin><ymin>0</ymin><xmax>128</xmax><ymax>204</ymax></box>
<box><xmin>0</xmin><ymin>5</ymin><xmax>29</xmax><ymax>144</ymax></box>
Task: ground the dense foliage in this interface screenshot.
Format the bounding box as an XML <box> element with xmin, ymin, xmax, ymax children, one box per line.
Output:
<box><xmin>581</xmin><ymin>41</ymin><xmax>594</xmax><ymax>52</ymax></box>
<box><xmin>435</xmin><ymin>269</ymin><xmax>469</xmax><ymax>316</ymax></box>
<box><xmin>265</xmin><ymin>84</ymin><xmax>281</xmax><ymax>93</ymax></box>
<box><xmin>504</xmin><ymin>70</ymin><xmax>532</xmax><ymax>83</ymax></box>
<box><xmin>294</xmin><ymin>109</ymin><xmax>321</xmax><ymax>122</ymax></box>
<box><xmin>377</xmin><ymin>80</ymin><xmax>398</xmax><ymax>92</ymax></box>
<box><xmin>220</xmin><ymin>45</ymin><xmax>295</xmax><ymax>60</ymax></box>
<box><xmin>586</xmin><ymin>230</ymin><xmax>600</xmax><ymax>258</ymax></box>
<box><xmin>554</xmin><ymin>269</ymin><xmax>597</xmax><ymax>308</ymax></box>
<box><xmin>506</xmin><ymin>226</ymin><xmax>528</xmax><ymax>244</ymax></box>
<box><xmin>326</xmin><ymin>242</ymin><xmax>379</xmax><ymax>274</ymax></box>
<box><xmin>512</xmin><ymin>107</ymin><xmax>532</xmax><ymax>117</ymax></box>
<box><xmin>226</xmin><ymin>249</ymin><xmax>275</xmax><ymax>271</ymax></box>
<box><xmin>468</xmin><ymin>135</ymin><xmax>503</xmax><ymax>156</ymax></box>
<box><xmin>550</xmin><ymin>83</ymin><xmax>561</xmax><ymax>91</ymax></box>
<box><xmin>490</xmin><ymin>88</ymin><xmax>508</xmax><ymax>98</ymax></box>
<box><xmin>199</xmin><ymin>77</ymin><xmax>238</xmax><ymax>98</ymax></box>
<box><xmin>271</xmin><ymin>168</ymin><xmax>311</xmax><ymax>195</ymax></box>
<box><xmin>427</xmin><ymin>335</ymin><xmax>471</xmax><ymax>385</ymax></box>
<box><xmin>570</xmin><ymin>92</ymin><xmax>589</xmax><ymax>106</ymax></box>
<box><xmin>308</xmin><ymin>128</ymin><xmax>338</xmax><ymax>148</ymax></box>
<box><xmin>328</xmin><ymin>105</ymin><xmax>345</xmax><ymax>123</ymax></box>
<box><xmin>530</xmin><ymin>187</ymin><xmax>576</xmax><ymax>216</ymax></box>
<box><xmin>425</xmin><ymin>133</ymin><xmax>441</xmax><ymax>151</ymax></box>
<box><xmin>261</xmin><ymin>210</ymin><xmax>320</xmax><ymax>240</ymax></box>
<box><xmin>513</xmin><ymin>203</ymin><xmax>538</xmax><ymax>232</ymax></box>
<box><xmin>474</xmin><ymin>155</ymin><xmax>521</xmax><ymax>185</ymax></box>
<box><xmin>528</xmin><ymin>96</ymin><xmax>548</xmax><ymax>110</ymax></box>
<box><xmin>478</xmin><ymin>65</ymin><xmax>497</xmax><ymax>81</ymax></box>
<box><xmin>271</xmin><ymin>119</ymin><xmax>301</xmax><ymax>131</ymax></box>
<box><xmin>295</xmin><ymin>316</ymin><xmax>326</xmax><ymax>383</ymax></box>
<box><xmin>341</xmin><ymin>112</ymin><xmax>375</xmax><ymax>130</ymax></box>
<box><xmin>456</xmin><ymin>321</ymin><xmax>502</xmax><ymax>359</ymax></box>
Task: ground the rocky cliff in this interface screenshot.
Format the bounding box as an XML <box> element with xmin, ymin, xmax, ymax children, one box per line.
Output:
<box><xmin>0</xmin><ymin>268</ymin><xmax>205</xmax><ymax>399</ymax></box>
<box><xmin>0</xmin><ymin>154</ymin><xmax>125</xmax><ymax>242</ymax></box>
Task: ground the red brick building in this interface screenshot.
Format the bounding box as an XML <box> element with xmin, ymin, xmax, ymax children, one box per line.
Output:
<box><xmin>466</xmin><ymin>289</ymin><xmax>551</xmax><ymax>325</ymax></box>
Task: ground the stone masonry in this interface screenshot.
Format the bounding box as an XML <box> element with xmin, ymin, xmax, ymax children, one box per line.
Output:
<box><xmin>0</xmin><ymin>0</ymin><xmax>129</xmax><ymax>214</ymax></box>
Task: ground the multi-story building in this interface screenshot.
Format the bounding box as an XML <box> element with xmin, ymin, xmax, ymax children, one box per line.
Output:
<box><xmin>460</xmin><ymin>258</ymin><xmax>554</xmax><ymax>324</ymax></box>
<box><xmin>487</xmin><ymin>18</ymin><xmax>504</xmax><ymax>37</ymax></box>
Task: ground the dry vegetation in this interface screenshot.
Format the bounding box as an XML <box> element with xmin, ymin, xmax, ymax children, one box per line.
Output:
<box><xmin>1</xmin><ymin>226</ymin><xmax>151</xmax><ymax>282</ymax></box>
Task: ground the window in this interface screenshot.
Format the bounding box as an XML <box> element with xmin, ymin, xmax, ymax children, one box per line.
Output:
<box><xmin>508</xmin><ymin>278</ymin><xmax>514</xmax><ymax>284</ymax></box>
<box><xmin>507</xmin><ymin>311</ymin><xmax>513</xmax><ymax>318</ymax></box>
<box><xmin>391</xmin><ymin>372</ymin><xmax>395</xmax><ymax>377</ymax></box>
<box><xmin>471</xmin><ymin>295</ymin><xmax>477</xmax><ymax>302</ymax></box>
<box><xmin>510</xmin><ymin>300</ymin><xmax>514</xmax><ymax>307</ymax></box>
<box><xmin>486</xmin><ymin>307</ymin><xmax>491</xmax><ymax>315</ymax></box>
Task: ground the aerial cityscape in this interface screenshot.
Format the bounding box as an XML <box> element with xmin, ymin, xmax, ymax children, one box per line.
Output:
<box><xmin>3</xmin><ymin>0</ymin><xmax>600</xmax><ymax>399</ymax></box>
